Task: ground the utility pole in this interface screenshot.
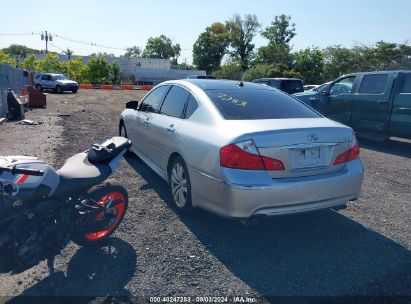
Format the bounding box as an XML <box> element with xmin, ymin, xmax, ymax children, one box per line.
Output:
<box><xmin>41</xmin><ymin>31</ymin><xmax>53</xmax><ymax>53</ymax></box>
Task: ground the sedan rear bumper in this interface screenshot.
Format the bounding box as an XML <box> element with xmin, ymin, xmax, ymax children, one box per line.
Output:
<box><xmin>190</xmin><ymin>159</ymin><xmax>364</xmax><ymax>218</ymax></box>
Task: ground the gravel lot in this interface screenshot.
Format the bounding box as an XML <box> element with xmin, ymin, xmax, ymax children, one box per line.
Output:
<box><xmin>0</xmin><ymin>90</ymin><xmax>410</xmax><ymax>303</ymax></box>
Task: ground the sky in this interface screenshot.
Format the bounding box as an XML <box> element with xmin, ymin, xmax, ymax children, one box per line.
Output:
<box><xmin>1</xmin><ymin>0</ymin><xmax>410</xmax><ymax>64</ymax></box>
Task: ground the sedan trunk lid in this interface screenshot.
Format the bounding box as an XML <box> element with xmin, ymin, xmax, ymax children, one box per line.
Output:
<box><xmin>223</xmin><ymin>118</ymin><xmax>355</xmax><ymax>178</ymax></box>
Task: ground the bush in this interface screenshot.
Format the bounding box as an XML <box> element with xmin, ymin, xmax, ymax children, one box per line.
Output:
<box><xmin>212</xmin><ymin>59</ymin><xmax>244</xmax><ymax>80</ymax></box>
<box><xmin>242</xmin><ymin>63</ymin><xmax>302</xmax><ymax>81</ymax></box>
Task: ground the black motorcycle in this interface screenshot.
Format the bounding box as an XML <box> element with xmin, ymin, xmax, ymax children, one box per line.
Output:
<box><xmin>0</xmin><ymin>136</ymin><xmax>131</xmax><ymax>274</ymax></box>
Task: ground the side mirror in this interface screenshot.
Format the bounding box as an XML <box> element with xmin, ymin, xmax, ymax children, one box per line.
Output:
<box><xmin>126</xmin><ymin>100</ymin><xmax>139</xmax><ymax>110</ymax></box>
<box><xmin>319</xmin><ymin>92</ymin><xmax>331</xmax><ymax>106</ymax></box>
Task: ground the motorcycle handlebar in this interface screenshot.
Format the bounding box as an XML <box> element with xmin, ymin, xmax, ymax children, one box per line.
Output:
<box><xmin>0</xmin><ymin>166</ymin><xmax>44</xmax><ymax>176</ymax></box>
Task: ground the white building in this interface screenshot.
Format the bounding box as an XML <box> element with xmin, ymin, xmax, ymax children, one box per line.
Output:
<box><xmin>34</xmin><ymin>54</ymin><xmax>205</xmax><ymax>84</ymax></box>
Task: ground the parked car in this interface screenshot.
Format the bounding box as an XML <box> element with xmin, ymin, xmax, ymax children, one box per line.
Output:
<box><xmin>293</xmin><ymin>81</ymin><xmax>332</xmax><ymax>104</ymax></box>
<box><xmin>303</xmin><ymin>84</ymin><xmax>319</xmax><ymax>91</ymax></box>
<box><xmin>34</xmin><ymin>73</ymin><xmax>79</xmax><ymax>93</ymax></box>
<box><xmin>119</xmin><ymin>79</ymin><xmax>364</xmax><ymax>218</ymax></box>
<box><xmin>252</xmin><ymin>78</ymin><xmax>304</xmax><ymax>94</ymax></box>
<box><xmin>293</xmin><ymin>71</ymin><xmax>411</xmax><ymax>141</ymax></box>
<box><xmin>186</xmin><ymin>75</ymin><xmax>216</xmax><ymax>79</ymax></box>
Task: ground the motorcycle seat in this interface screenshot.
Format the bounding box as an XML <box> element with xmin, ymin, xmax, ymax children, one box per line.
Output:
<box><xmin>55</xmin><ymin>152</ymin><xmax>111</xmax><ymax>196</ymax></box>
<box><xmin>87</xmin><ymin>137</ymin><xmax>131</xmax><ymax>164</ymax></box>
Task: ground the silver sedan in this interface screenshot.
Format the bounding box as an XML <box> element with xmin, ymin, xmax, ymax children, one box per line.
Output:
<box><xmin>119</xmin><ymin>79</ymin><xmax>364</xmax><ymax>218</ymax></box>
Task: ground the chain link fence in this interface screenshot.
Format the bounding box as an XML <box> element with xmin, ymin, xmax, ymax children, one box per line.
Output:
<box><xmin>0</xmin><ymin>63</ymin><xmax>30</xmax><ymax>117</ymax></box>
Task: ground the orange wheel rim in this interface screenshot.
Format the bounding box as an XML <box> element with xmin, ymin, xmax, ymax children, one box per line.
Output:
<box><xmin>84</xmin><ymin>192</ymin><xmax>125</xmax><ymax>241</ymax></box>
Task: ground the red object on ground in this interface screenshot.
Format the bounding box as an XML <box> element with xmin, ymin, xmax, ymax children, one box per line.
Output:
<box><xmin>121</xmin><ymin>85</ymin><xmax>133</xmax><ymax>90</ymax></box>
<box><xmin>139</xmin><ymin>85</ymin><xmax>153</xmax><ymax>91</ymax></box>
<box><xmin>27</xmin><ymin>85</ymin><xmax>47</xmax><ymax>107</ymax></box>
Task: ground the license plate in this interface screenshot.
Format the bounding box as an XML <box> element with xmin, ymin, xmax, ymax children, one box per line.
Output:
<box><xmin>293</xmin><ymin>147</ymin><xmax>322</xmax><ymax>168</ymax></box>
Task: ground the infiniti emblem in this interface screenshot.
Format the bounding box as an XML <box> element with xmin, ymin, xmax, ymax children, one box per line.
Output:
<box><xmin>307</xmin><ymin>133</ymin><xmax>319</xmax><ymax>141</ymax></box>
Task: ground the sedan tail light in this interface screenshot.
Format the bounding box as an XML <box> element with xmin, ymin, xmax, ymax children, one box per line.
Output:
<box><xmin>220</xmin><ymin>140</ymin><xmax>284</xmax><ymax>170</ymax></box>
<box><xmin>333</xmin><ymin>143</ymin><xmax>360</xmax><ymax>165</ymax></box>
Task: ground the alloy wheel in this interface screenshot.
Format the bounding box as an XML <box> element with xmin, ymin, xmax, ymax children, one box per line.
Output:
<box><xmin>170</xmin><ymin>162</ymin><xmax>188</xmax><ymax>208</ymax></box>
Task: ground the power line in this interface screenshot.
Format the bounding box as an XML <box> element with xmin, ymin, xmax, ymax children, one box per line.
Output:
<box><xmin>0</xmin><ymin>32</ymin><xmax>39</xmax><ymax>36</ymax></box>
<box><xmin>1</xmin><ymin>31</ymin><xmax>191</xmax><ymax>54</ymax></box>
<box><xmin>54</xmin><ymin>34</ymin><xmax>128</xmax><ymax>51</ymax></box>
<box><xmin>0</xmin><ymin>31</ymin><xmax>128</xmax><ymax>51</ymax></box>
<box><xmin>48</xmin><ymin>42</ymin><xmax>65</xmax><ymax>52</ymax></box>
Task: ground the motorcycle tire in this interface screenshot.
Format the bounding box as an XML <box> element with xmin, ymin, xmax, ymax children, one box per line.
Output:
<box><xmin>71</xmin><ymin>184</ymin><xmax>128</xmax><ymax>247</ymax></box>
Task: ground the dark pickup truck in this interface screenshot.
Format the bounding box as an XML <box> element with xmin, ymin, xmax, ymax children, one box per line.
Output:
<box><xmin>293</xmin><ymin>70</ymin><xmax>411</xmax><ymax>141</ymax></box>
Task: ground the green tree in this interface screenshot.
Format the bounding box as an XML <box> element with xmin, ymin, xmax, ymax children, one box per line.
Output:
<box><xmin>122</xmin><ymin>46</ymin><xmax>142</xmax><ymax>58</ymax></box>
<box><xmin>261</xmin><ymin>14</ymin><xmax>296</xmax><ymax>44</ymax></box>
<box><xmin>213</xmin><ymin>58</ymin><xmax>244</xmax><ymax>80</ymax></box>
<box><xmin>193</xmin><ymin>22</ymin><xmax>230</xmax><ymax>73</ymax></box>
<box><xmin>1</xmin><ymin>44</ymin><xmax>42</xmax><ymax>59</ymax></box>
<box><xmin>256</xmin><ymin>15</ymin><xmax>296</xmax><ymax>67</ymax></box>
<box><xmin>397</xmin><ymin>43</ymin><xmax>411</xmax><ymax>69</ymax></box>
<box><xmin>110</xmin><ymin>61</ymin><xmax>121</xmax><ymax>84</ymax></box>
<box><xmin>62</xmin><ymin>56</ymin><xmax>84</xmax><ymax>80</ymax></box>
<box><xmin>21</xmin><ymin>54</ymin><xmax>36</xmax><ymax>70</ymax></box>
<box><xmin>81</xmin><ymin>56</ymin><xmax>111</xmax><ymax>84</ymax></box>
<box><xmin>64</xmin><ymin>48</ymin><xmax>74</xmax><ymax>60</ymax></box>
<box><xmin>255</xmin><ymin>43</ymin><xmax>293</xmax><ymax>66</ymax></box>
<box><xmin>293</xmin><ymin>47</ymin><xmax>324</xmax><ymax>84</ymax></box>
<box><xmin>323</xmin><ymin>45</ymin><xmax>355</xmax><ymax>80</ymax></box>
<box><xmin>242</xmin><ymin>63</ymin><xmax>302</xmax><ymax>81</ymax></box>
<box><xmin>78</xmin><ymin>56</ymin><xmax>121</xmax><ymax>84</ymax></box>
<box><xmin>33</xmin><ymin>53</ymin><xmax>63</xmax><ymax>73</ymax></box>
<box><xmin>226</xmin><ymin>14</ymin><xmax>261</xmax><ymax>70</ymax></box>
<box><xmin>0</xmin><ymin>50</ymin><xmax>17</xmax><ymax>66</ymax></box>
<box><xmin>373</xmin><ymin>41</ymin><xmax>402</xmax><ymax>70</ymax></box>
<box><xmin>350</xmin><ymin>44</ymin><xmax>377</xmax><ymax>72</ymax></box>
<box><xmin>142</xmin><ymin>35</ymin><xmax>181</xmax><ymax>64</ymax></box>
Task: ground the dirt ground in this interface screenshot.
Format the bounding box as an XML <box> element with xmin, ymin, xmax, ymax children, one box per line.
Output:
<box><xmin>0</xmin><ymin>89</ymin><xmax>410</xmax><ymax>303</ymax></box>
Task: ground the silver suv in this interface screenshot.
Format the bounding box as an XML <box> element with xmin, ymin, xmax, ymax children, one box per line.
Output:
<box><xmin>34</xmin><ymin>73</ymin><xmax>79</xmax><ymax>93</ymax></box>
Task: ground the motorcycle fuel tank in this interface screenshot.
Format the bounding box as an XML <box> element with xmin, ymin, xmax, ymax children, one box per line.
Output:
<box><xmin>0</xmin><ymin>156</ymin><xmax>60</xmax><ymax>202</ymax></box>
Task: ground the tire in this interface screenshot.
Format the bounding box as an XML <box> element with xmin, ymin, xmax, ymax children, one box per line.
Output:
<box><xmin>119</xmin><ymin>122</ymin><xmax>133</xmax><ymax>155</ymax></box>
<box><xmin>71</xmin><ymin>185</ymin><xmax>128</xmax><ymax>246</ymax></box>
<box><xmin>36</xmin><ymin>84</ymin><xmax>43</xmax><ymax>92</ymax></box>
<box><xmin>72</xmin><ymin>88</ymin><xmax>78</xmax><ymax>93</ymax></box>
<box><xmin>55</xmin><ymin>85</ymin><xmax>63</xmax><ymax>93</ymax></box>
<box><xmin>168</xmin><ymin>156</ymin><xmax>195</xmax><ymax>214</ymax></box>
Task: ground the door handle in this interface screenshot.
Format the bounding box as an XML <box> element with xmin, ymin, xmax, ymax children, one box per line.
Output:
<box><xmin>143</xmin><ymin>117</ymin><xmax>150</xmax><ymax>127</ymax></box>
<box><xmin>377</xmin><ymin>99</ymin><xmax>387</xmax><ymax>105</ymax></box>
<box><xmin>166</xmin><ymin>124</ymin><xmax>175</xmax><ymax>133</ymax></box>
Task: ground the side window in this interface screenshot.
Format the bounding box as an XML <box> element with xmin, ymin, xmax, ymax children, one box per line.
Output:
<box><xmin>41</xmin><ymin>75</ymin><xmax>49</xmax><ymax>81</ymax></box>
<box><xmin>269</xmin><ymin>80</ymin><xmax>280</xmax><ymax>89</ymax></box>
<box><xmin>283</xmin><ymin>80</ymin><xmax>304</xmax><ymax>93</ymax></box>
<box><xmin>140</xmin><ymin>85</ymin><xmax>169</xmax><ymax>113</ymax></box>
<box><xmin>359</xmin><ymin>74</ymin><xmax>388</xmax><ymax>94</ymax></box>
<box><xmin>185</xmin><ymin>95</ymin><xmax>199</xmax><ymax>119</ymax></box>
<box><xmin>400</xmin><ymin>74</ymin><xmax>411</xmax><ymax>93</ymax></box>
<box><xmin>160</xmin><ymin>86</ymin><xmax>190</xmax><ymax>118</ymax></box>
<box><xmin>330</xmin><ymin>76</ymin><xmax>356</xmax><ymax>95</ymax></box>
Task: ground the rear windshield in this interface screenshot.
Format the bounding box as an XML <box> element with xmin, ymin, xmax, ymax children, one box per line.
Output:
<box><xmin>282</xmin><ymin>80</ymin><xmax>303</xmax><ymax>93</ymax></box>
<box><xmin>206</xmin><ymin>89</ymin><xmax>321</xmax><ymax>120</ymax></box>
